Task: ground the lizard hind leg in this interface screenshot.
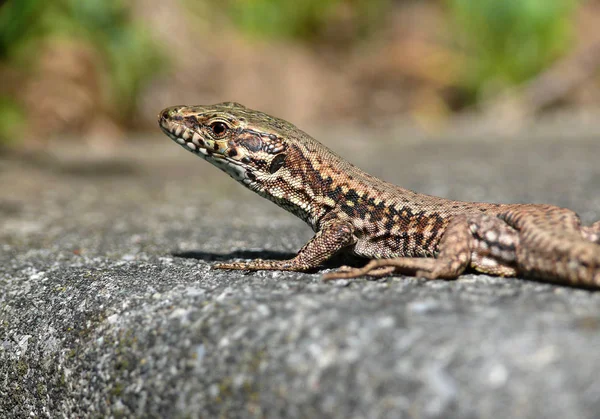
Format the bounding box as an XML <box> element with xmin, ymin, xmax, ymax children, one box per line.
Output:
<box><xmin>422</xmin><ymin>213</ymin><xmax>520</xmax><ymax>279</ymax></box>
<box><xmin>501</xmin><ymin>206</ymin><xmax>600</xmax><ymax>287</ymax></box>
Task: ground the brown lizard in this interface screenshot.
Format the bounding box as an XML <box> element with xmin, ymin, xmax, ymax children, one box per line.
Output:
<box><xmin>158</xmin><ymin>102</ymin><xmax>600</xmax><ymax>287</ymax></box>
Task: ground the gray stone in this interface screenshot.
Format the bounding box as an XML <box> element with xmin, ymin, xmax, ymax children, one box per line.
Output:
<box><xmin>1</xmin><ymin>131</ymin><xmax>600</xmax><ymax>418</ymax></box>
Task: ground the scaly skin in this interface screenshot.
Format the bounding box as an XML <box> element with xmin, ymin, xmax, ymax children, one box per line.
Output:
<box><xmin>158</xmin><ymin>102</ymin><xmax>600</xmax><ymax>287</ymax></box>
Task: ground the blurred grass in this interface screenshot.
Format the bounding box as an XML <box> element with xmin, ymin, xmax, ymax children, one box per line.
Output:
<box><xmin>447</xmin><ymin>0</ymin><xmax>580</xmax><ymax>102</ymax></box>
<box><xmin>0</xmin><ymin>97</ymin><xmax>25</xmax><ymax>147</ymax></box>
<box><xmin>68</xmin><ymin>0</ymin><xmax>165</xmax><ymax>119</ymax></box>
<box><xmin>0</xmin><ymin>0</ymin><xmax>163</xmax><ymax>144</ymax></box>
<box><xmin>0</xmin><ymin>0</ymin><xmax>588</xmax><ymax>146</ymax></box>
<box><xmin>222</xmin><ymin>0</ymin><xmax>391</xmax><ymax>43</ymax></box>
<box><xmin>216</xmin><ymin>0</ymin><xmax>581</xmax><ymax>106</ymax></box>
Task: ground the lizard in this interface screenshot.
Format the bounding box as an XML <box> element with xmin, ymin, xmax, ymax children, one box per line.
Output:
<box><xmin>158</xmin><ymin>102</ymin><xmax>600</xmax><ymax>287</ymax></box>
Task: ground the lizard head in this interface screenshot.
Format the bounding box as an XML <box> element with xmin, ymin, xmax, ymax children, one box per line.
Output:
<box><xmin>159</xmin><ymin>102</ymin><xmax>350</xmax><ymax>225</ymax></box>
<box><xmin>158</xmin><ymin>102</ymin><xmax>295</xmax><ymax>189</ymax></box>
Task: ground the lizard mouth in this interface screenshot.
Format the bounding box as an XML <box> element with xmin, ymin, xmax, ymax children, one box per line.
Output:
<box><xmin>159</xmin><ymin>118</ymin><xmax>253</xmax><ymax>184</ymax></box>
<box><xmin>159</xmin><ymin>119</ymin><xmax>214</xmax><ymax>158</ymax></box>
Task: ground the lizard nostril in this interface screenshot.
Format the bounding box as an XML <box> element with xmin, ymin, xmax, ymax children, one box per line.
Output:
<box><xmin>159</xmin><ymin>108</ymin><xmax>170</xmax><ymax>122</ymax></box>
<box><xmin>159</xmin><ymin>107</ymin><xmax>185</xmax><ymax>122</ymax></box>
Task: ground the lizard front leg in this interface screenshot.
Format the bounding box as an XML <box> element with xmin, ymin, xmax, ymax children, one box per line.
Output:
<box><xmin>324</xmin><ymin>214</ymin><xmax>519</xmax><ymax>280</ymax></box>
<box><xmin>213</xmin><ymin>219</ymin><xmax>356</xmax><ymax>271</ymax></box>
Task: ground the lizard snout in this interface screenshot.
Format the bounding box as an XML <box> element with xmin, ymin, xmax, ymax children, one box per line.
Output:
<box><xmin>158</xmin><ymin>106</ymin><xmax>186</xmax><ymax>125</ymax></box>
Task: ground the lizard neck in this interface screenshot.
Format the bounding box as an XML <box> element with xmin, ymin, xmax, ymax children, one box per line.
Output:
<box><xmin>248</xmin><ymin>138</ymin><xmax>371</xmax><ymax>231</ymax></box>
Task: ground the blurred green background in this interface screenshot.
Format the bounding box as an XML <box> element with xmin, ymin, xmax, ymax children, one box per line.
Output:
<box><xmin>0</xmin><ymin>0</ymin><xmax>598</xmax><ymax>148</ymax></box>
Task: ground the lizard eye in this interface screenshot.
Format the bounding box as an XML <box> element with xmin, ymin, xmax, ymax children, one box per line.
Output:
<box><xmin>269</xmin><ymin>153</ymin><xmax>286</xmax><ymax>174</ymax></box>
<box><xmin>210</xmin><ymin>121</ymin><xmax>228</xmax><ymax>137</ymax></box>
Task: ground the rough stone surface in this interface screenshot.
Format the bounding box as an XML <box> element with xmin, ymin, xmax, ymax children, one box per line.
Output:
<box><xmin>1</xmin><ymin>130</ymin><xmax>600</xmax><ymax>418</ymax></box>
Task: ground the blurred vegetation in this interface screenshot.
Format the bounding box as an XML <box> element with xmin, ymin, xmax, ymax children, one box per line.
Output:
<box><xmin>0</xmin><ymin>0</ymin><xmax>163</xmax><ymax>144</ymax></box>
<box><xmin>447</xmin><ymin>0</ymin><xmax>580</xmax><ymax>102</ymax></box>
<box><xmin>212</xmin><ymin>0</ymin><xmax>582</xmax><ymax>107</ymax></box>
<box><xmin>0</xmin><ymin>0</ymin><xmax>589</xmax><ymax>146</ymax></box>
<box><xmin>0</xmin><ymin>97</ymin><xmax>24</xmax><ymax>147</ymax></box>
<box><xmin>222</xmin><ymin>0</ymin><xmax>391</xmax><ymax>43</ymax></box>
